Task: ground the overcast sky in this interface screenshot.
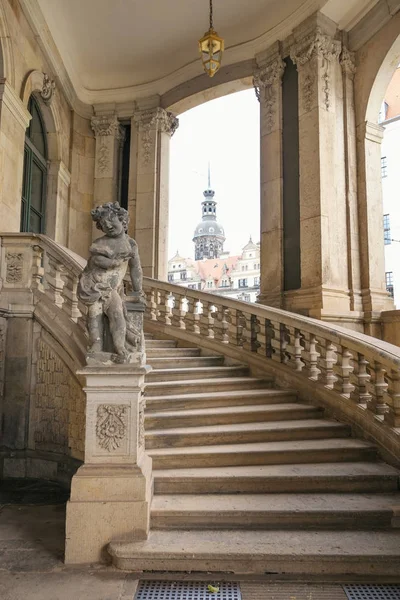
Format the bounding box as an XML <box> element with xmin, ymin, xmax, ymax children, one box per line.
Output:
<box><xmin>169</xmin><ymin>89</ymin><xmax>260</xmax><ymax>259</ymax></box>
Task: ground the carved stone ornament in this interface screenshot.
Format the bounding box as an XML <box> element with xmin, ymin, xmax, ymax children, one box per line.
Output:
<box><xmin>97</xmin><ymin>141</ymin><xmax>109</xmax><ymax>174</ymax></box>
<box><xmin>253</xmin><ymin>57</ymin><xmax>285</xmax><ymax>134</ymax></box>
<box><xmin>91</xmin><ymin>115</ymin><xmax>124</xmax><ymax>139</ymax></box>
<box><xmin>134</xmin><ymin>108</ymin><xmax>179</xmax><ymax>165</ymax></box>
<box><xmin>6</xmin><ymin>252</ymin><xmax>23</xmax><ymax>283</ymax></box>
<box><xmin>290</xmin><ymin>28</ymin><xmax>341</xmax><ymax>112</ymax></box>
<box><xmin>340</xmin><ymin>47</ymin><xmax>356</xmax><ymax>79</ymax></box>
<box><xmin>40</xmin><ymin>73</ymin><xmax>56</xmax><ymax>106</ymax></box>
<box><xmin>138</xmin><ymin>400</ymin><xmax>146</xmax><ymax>447</ymax></box>
<box><xmin>96</xmin><ymin>404</ymin><xmax>127</xmax><ymax>452</ymax></box>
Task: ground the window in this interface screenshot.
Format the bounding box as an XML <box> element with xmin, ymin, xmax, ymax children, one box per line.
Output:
<box><xmin>378</xmin><ymin>101</ymin><xmax>388</xmax><ymax>124</ymax></box>
<box><xmin>207</xmin><ymin>281</ymin><xmax>213</xmax><ymax>288</ymax></box>
<box><xmin>239</xmin><ymin>279</ymin><xmax>248</xmax><ymax>288</ymax></box>
<box><xmin>197</xmin><ymin>283</ymin><xmax>201</xmax><ymax>290</ymax></box>
<box><xmin>180</xmin><ymin>271</ymin><xmax>187</xmax><ymax>280</ymax></box>
<box><xmin>386</xmin><ymin>271</ymin><xmax>394</xmax><ymax>297</ymax></box>
<box><xmin>168</xmin><ymin>274</ymin><xmax>173</xmax><ymax>282</ymax></box>
<box><xmin>220</xmin><ymin>279</ymin><xmax>229</xmax><ymax>287</ymax></box>
<box><xmin>243</xmin><ymin>294</ymin><xmax>251</xmax><ymax>302</ymax></box>
<box><xmin>172</xmin><ymin>265</ymin><xmax>176</xmax><ymax>269</ymax></box>
<box><xmin>21</xmin><ymin>96</ymin><xmax>47</xmax><ymax>233</ymax></box>
<box><xmin>254</xmin><ymin>277</ymin><xmax>260</xmax><ymax>287</ymax></box>
<box><xmin>381</xmin><ymin>156</ymin><xmax>388</xmax><ymax>178</ymax></box>
<box><xmin>384</xmin><ymin>214</ymin><xmax>391</xmax><ymax>245</ymax></box>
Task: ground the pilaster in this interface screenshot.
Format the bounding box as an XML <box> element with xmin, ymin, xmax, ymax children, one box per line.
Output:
<box><xmin>254</xmin><ymin>44</ymin><xmax>285</xmax><ymax>308</ymax></box>
<box><xmin>0</xmin><ymin>79</ymin><xmax>31</xmax><ymax>232</ymax></box>
<box><xmin>289</xmin><ymin>16</ymin><xmax>351</xmax><ymax>317</ymax></box>
<box><xmin>65</xmin><ymin>364</ymin><xmax>152</xmax><ymax>564</ymax></box>
<box><xmin>91</xmin><ymin>113</ymin><xmax>125</xmax><ymax>213</ymax></box>
<box><xmin>132</xmin><ymin>107</ymin><xmax>178</xmax><ymax>280</ymax></box>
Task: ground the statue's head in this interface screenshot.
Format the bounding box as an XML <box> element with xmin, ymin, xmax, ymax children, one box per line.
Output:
<box><xmin>91</xmin><ymin>202</ymin><xmax>129</xmax><ymax>237</ymax></box>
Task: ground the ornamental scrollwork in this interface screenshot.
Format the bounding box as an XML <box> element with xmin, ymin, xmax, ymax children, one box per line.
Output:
<box><xmin>253</xmin><ymin>57</ymin><xmax>285</xmax><ymax>134</ymax></box>
<box><xmin>134</xmin><ymin>108</ymin><xmax>179</xmax><ymax>165</ymax></box>
<box><xmin>340</xmin><ymin>47</ymin><xmax>356</xmax><ymax>79</ymax></box>
<box><xmin>91</xmin><ymin>115</ymin><xmax>124</xmax><ymax>139</ymax></box>
<box><xmin>41</xmin><ymin>73</ymin><xmax>56</xmax><ymax>106</ymax></box>
<box><xmin>6</xmin><ymin>252</ymin><xmax>23</xmax><ymax>283</ymax></box>
<box><xmin>96</xmin><ymin>404</ymin><xmax>127</xmax><ymax>452</ymax></box>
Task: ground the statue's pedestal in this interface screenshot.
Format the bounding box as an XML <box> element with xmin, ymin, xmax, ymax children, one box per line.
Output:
<box><xmin>65</xmin><ymin>364</ymin><xmax>152</xmax><ymax>564</ymax></box>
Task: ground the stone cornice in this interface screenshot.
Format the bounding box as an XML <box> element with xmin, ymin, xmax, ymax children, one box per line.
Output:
<box><xmin>290</xmin><ymin>28</ymin><xmax>341</xmax><ymax>66</ymax></box>
<box><xmin>0</xmin><ymin>79</ymin><xmax>31</xmax><ymax>129</ymax></box>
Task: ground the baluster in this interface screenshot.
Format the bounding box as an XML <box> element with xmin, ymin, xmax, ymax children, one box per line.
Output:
<box><xmin>44</xmin><ymin>255</ymin><xmax>65</xmax><ymax>309</ymax></box>
<box><xmin>351</xmin><ymin>353</ymin><xmax>371</xmax><ymax>407</ymax></box>
<box><xmin>269</xmin><ymin>320</ymin><xmax>282</xmax><ymax>363</ymax></box>
<box><xmin>265</xmin><ymin>319</ymin><xmax>275</xmax><ymax>359</ymax></box>
<box><xmin>301</xmin><ymin>332</ymin><xmax>320</xmax><ymax>381</ymax></box>
<box><xmin>242</xmin><ymin>312</ymin><xmax>259</xmax><ymax>354</ymax></box>
<box><xmin>227</xmin><ymin>309</ymin><xmax>244</xmax><ymax>347</ymax></box>
<box><xmin>334</xmin><ymin>346</ymin><xmax>355</xmax><ymax>398</ymax></box>
<box><xmin>61</xmin><ymin>270</ymin><xmax>82</xmax><ymax>323</ymax></box>
<box><xmin>256</xmin><ymin>317</ymin><xmax>267</xmax><ymax>358</ymax></box>
<box><xmin>158</xmin><ymin>290</ymin><xmax>172</xmax><ymax>326</ymax></box>
<box><xmin>145</xmin><ymin>288</ymin><xmax>158</xmax><ymax>321</ymax></box>
<box><xmin>367</xmin><ymin>362</ymin><xmax>388</xmax><ymax>417</ymax></box>
<box><xmin>171</xmin><ymin>293</ymin><xmax>186</xmax><ymax>330</ymax></box>
<box><xmin>385</xmin><ymin>368</ymin><xmax>400</xmax><ymax>428</ymax></box>
<box><xmin>214</xmin><ymin>305</ymin><xmax>229</xmax><ymax>344</ymax></box>
<box><xmin>286</xmin><ymin>326</ymin><xmax>305</xmax><ymax>372</ymax></box>
<box><xmin>318</xmin><ymin>339</ymin><xmax>337</xmax><ymax>389</ymax></box>
<box><xmin>31</xmin><ymin>245</ymin><xmax>44</xmax><ymax>291</ymax></box>
<box><xmin>199</xmin><ymin>301</ymin><xmax>215</xmax><ymax>339</ymax></box>
<box><xmin>185</xmin><ymin>296</ymin><xmax>200</xmax><ymax>335</ymax></box>
<box><xmin>280</xmin><ymin>324</ymin><xmax>290</xmax><ymax>365</ymax></box>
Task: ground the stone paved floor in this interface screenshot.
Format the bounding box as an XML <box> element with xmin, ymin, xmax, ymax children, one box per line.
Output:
<box><xmin>0</xmin><ymin>504</ymin><xmax>361</xmax><ymax>600</ymax></box>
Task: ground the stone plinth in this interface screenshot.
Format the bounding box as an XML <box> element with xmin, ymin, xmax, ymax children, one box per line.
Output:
<box><xmin>65</xmin><ymin>364</ymin><xmax>152</xmax><ymax>564</ymax></box>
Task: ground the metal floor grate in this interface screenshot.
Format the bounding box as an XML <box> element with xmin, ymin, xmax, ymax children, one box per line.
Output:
<box><xmin>343</xmin><ymin>586</ymin><xmax>400</xmax><ymax>600</ymax></box>
<box><xmin>135</xmin><ymin>581</ymin><xmax>241</xmax><ymax>600</ymax></box>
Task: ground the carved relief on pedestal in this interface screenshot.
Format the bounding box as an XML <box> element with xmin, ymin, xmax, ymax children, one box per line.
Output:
<box><xmin>253</xmin><ymin>57</ymin><xmax>285</xmax><ymax>134</ymax></box>
<box><xmin>134</xmin><ymin>108</ymin><xmax>179</xmax><ymax>165</ymax></box>
<box><xmin>138</xmin><ymin>400</ymin><xmax>146</xmax><ymax>448</ymax></box>
<box><xmin>96</xmin><ymin>404</ymin><xmax>128</xmax><ymax>452</ymax></box>
<box><xmin>41</xmin><ymin>73</ymin><xmax>56</xmax><ymax>106</ymax></box>
<box><xmin>6</xmin><ymin>252</ymin><xmax>23</xmax><ymax>283</ymax></box>
<box><xmin>290</xmin><ymin>28</ymin><xmax>341</xmax><ymax>112</ymax></box>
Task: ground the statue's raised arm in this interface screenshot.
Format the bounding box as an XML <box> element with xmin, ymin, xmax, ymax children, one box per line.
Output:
<box><xmin>77</xmin><ymin>201</ymin><xmax>146</xmax><ymax>365</ymax></box>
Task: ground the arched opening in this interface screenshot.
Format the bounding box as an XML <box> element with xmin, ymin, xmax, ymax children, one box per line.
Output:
<box><xmin>20</xmin><ymin>95</ymin><xmax>48</xmax><ymax>234</ymax></box>
<box><xmin>168</xmin><ymin>87</ymin><xmax>260</xmax><ymax>301</ymax></box>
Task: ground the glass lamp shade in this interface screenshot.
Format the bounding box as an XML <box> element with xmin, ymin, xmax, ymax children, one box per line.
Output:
<box><xmin>198</xmin><ymin>28</ymin><xmax>224</xmax><ymax>77</ymax></box>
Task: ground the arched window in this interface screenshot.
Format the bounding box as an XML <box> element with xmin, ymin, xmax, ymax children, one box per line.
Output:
<box><xmin>20</xmin><ymin>96</ymin><xmax>48</xmax><ymax>233</ymax></box>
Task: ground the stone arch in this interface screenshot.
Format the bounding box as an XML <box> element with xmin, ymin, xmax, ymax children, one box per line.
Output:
<box><xmin>20</xmin><ymin>70</ymin><xmax>70</xmax><ymax>243</ymax></box>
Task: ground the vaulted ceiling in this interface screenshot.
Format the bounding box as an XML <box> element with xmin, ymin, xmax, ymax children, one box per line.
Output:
<box><xmin>23</xmin><ymin>0</ymin><xmax>377</xmax><ymax>105</ymax></box>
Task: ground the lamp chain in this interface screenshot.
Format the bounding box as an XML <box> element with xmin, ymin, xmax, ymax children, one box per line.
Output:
<box><xmin>209</xmin><ymin>0</ymin><xmax>213</xmax><ymax>30</ymax></box>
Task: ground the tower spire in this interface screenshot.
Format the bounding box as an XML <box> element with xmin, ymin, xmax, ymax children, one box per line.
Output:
<box><xmin>208</xmin><ymin>162</ymin><xmax>211</xmax><ymax>189</ymax></box>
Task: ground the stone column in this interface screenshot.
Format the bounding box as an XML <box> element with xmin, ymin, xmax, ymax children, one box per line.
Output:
<box><xmin>91</xmin><ymin>114</ymin><xmax>125</xmax><ymax>208</ymax></box>
<box><xmin>357</xmin><ymin>120</ymin><xmax>393</xmax><ymax>334</ymax></box>
<box><xmin>341</xmin><ymin>48</ymin><xmax>363</xmax><ymax>314</ymax></box>
<box><xmin>289</xmin><ymin>16</ymin><xmax>351</xmax><ymax>319</ymax></box>
<box><xmin>0</xmin><ymin>79</ymin><xmax>31</xmax><ymax>232</ymax></box>
<box><xmin>254</xmin><ymin>45</ymin><xmax>285</xmax><ymax>308</ymax></box>
<box><xmin>132</xmin><ymin>107</ymin><xmax>178</xmax><ymax>280</ymax></box>
<box><xmin>65</xmin><ymin>364</ymin><xmax>152</xmax><ymax>564</ymax></box>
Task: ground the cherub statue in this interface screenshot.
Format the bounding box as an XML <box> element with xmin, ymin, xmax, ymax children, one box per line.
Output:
<box><xmin>78</xmin><ymin>201</ymin><xmax>145</xmax><ymax>363</ymax></box>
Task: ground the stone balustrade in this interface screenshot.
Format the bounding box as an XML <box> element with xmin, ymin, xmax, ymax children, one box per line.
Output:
<box><xmin>142</xmin><ymin>278</ymin><xmax>400</xmax><ymax>463</ymax></box>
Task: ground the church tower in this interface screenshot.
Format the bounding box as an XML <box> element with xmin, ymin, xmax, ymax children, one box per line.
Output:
<box><xmin>192</xmin><ymin>167</ymin><xmax>226</xmax><ymax>260</ymax></box>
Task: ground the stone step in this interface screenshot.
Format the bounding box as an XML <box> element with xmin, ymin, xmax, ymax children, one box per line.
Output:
<box><xmin>147</xmin><ymin>355</ymin><xmax>225</xmax><ymax>369</ymax></box>
<box><xmin>145</xmin><ymin>339</ymin><xmax>178</xmax><ymax>348</ymax></box>
<box><xmin>108</xmin><ymin>529</ymin><xmax>400</xmax><ymax>576</ymax></box>
<box><xmin>145</xmin><ymin>419</ymin><xmax>348</xmax><ymax>449</ymax></box>
<box><xmin>146</xmin><ymin>365</ymin><xmax>249</xmax><ymax>382</ymax></box>
<box><xmin>146</xmin><ymin>347</ymin><xmax>200</xmax><ymax>357</ymax></box>
<box><xmin>144</xmin><ymin>377</ymin><xmax>273</xmax><ymax>397</ymax></box>
<box><xmin>145</xmin><ymin>402</ymin><xmax>322</xmax><ymax>429</ymax></box>
<box><xmin>153</xmin><ymin>461</ymin><xmax>400</xmax><ymax>494</ymax></box>
<box><xmin>148</xmin><ymin>438</ymin><xmax>377</xmax><ymax>469</ymax></box>
<box><xmin>146</xmin><ymin>388</ymin><xmax>297</xmax><ymax>411</ymax></box>
<box><xmin>150</xmin><ymin>493</ymin><xmax>398</xmax><ymax>530</ymax></box>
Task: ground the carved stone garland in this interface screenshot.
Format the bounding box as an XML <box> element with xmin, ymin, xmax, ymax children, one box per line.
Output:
<box><xmin>134</xmin><ymin>108</ymin><xmax>179</xmax><ymax>165</ymax></box>
<box><xmin>91</xmin><ymin>115</ymin><xmax>125</xmax><ymax>174</ymax></box>
<box><xmin>96</xmin><ymin>404</ymin><xmax>128</xmax><ymax>452</ymax></box>
<box><xmin>290</xmin><ymin>28</ymin><xmax>341</xmax><ymax>112</ymax></box>
<box><xmin>253</xmin><ymin>57</ymin><xmax>285</xmax><ymax>134</ymax></box>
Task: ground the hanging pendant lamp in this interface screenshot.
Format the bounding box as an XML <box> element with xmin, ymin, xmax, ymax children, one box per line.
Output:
<box><xmin>198</xmin><ymin>0</ymin><xmax>224</xmax><ymax>77</ymax></box>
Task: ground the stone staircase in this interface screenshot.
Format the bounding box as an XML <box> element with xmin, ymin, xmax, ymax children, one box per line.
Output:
<box><xmin>109</xmin><ymin>335</ymin><xmax>400</xmax><ymax>579</ymax></box>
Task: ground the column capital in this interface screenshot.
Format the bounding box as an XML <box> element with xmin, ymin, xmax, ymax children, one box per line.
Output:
<box><xmin>340</xmin><ymin>47</ymin><xmax>356</xmax><ymax>79</ymax></box>
<box><xmin>290</xmin><ymin>27</ymin><xmax>341</xmax><ymax>67</ymax></box>
<box><xmin>91</xmin><ymin>114</ymin><xmax>124</xmax><ymax>139</ymax></box>
<box><xmin>134</xmin><ymin>107</ymin><xmax>179</xmax><ymax>137</ymax></box>
<box><xmin>253</xmin><ymin>56</ymin><xmax>285</xmax><ymax>102</ymax></box>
